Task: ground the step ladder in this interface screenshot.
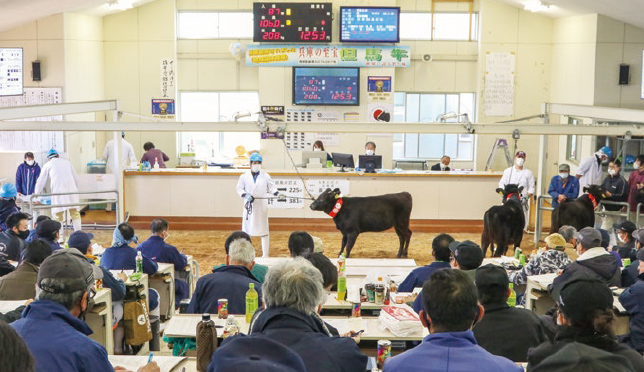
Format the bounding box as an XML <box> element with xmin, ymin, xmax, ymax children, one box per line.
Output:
<box><xmin>485</xmin><ymin>138</ymin><xmax>513</xmax><ymax>171</ymax></box>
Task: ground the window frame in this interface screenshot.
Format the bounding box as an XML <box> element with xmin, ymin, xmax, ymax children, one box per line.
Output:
<box><xmin>566</xmin><ymin>117</ymin><xmax>582</xmax><ymax>165</ymax></box>
<box><xmin>399</xmin><ymin>12</ymin><xmax>479</xmax><ymax>41</ymax></box>
<box><xmin>177</xmin><ymin>11</ymin><xmax>254</xmax><ymax>40</ymax></box>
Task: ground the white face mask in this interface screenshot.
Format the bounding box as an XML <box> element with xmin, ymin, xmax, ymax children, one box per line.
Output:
<box><xmin>618</xmin><ymin>233</ymin><xmax>625</xmax><ymax>243</ymax></box>
<box><xmin>251</xmin><ymin>164</ymin><xmax>261</xmax><ymax>173</ymax></box>
<box><xmin>365</xmin><ymin>149</ymin><xmax>375</xmax><ymax>156</ymax></box>
<box><xmin>608</xmin><ymin>169</ymin><xmax>617</xmax><ymax>176</ymax></box>
<box><xmin>515</xmin><ymin>158</ymin><xmax>525</xmax><ymax>167</ymax></box>
<box><xmin>559</xmin><ymin>172</ymin><xmax>569</xmax><ymax>179</ymax></box>
<box><xmin>26</xmin><ymin>160</ymin><xmax>34</xmax><ymax>166</ymax></box>
<box><xmin>313</xmin><ymin>148</ymin><xmax>321</xmax><ymax>152</ymax></box>
<box><xmin>635</xmin><ymin>162</ymin><xmax>641</xmax><ymax>169</ymax></box>
<box><xmin>440</xmin><ymin>163</ymin><xmax>446</xmax><ymax>169</ymax></box>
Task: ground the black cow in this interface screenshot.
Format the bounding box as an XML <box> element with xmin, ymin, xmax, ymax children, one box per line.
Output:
<box><xmin>310</xmin><ymin>188</ymin><xmax>413</xmax><ymax>258</ymax></box>
<box><xmin>550</xmin><ymin>184</ymin><xmax>606</xmax><ymax>233</ymax></box>
<box><xmin>481</xmin><ymin>184</ymin><xmax>525</xmax><ymax>258</ymax></box>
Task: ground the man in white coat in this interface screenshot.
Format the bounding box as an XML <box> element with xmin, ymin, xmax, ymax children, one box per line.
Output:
<box><xmin>499</xmin><ymin>151</ymin><xmax>536</xmax><ymax>229</ymax></box>
<box><xmin>34</xmin><ymin>149</ymin><xmax>82</xmax><ymax>235</ymax></box>
<box><xmin>103</xmin><ymin>131</ymin><xmax>137</xmax><ymax>174</ymax></box>
<box><xmin>236</xmin><ymin>153</ymin><xmax>283</xmax><ymax>258</ymax></box>
<box><xmin>576</xmin><ymin>146</ymin><xmax>612</xmax><ymax>197</ymax></box>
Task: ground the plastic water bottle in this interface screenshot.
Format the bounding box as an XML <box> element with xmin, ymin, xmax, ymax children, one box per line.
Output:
<box><xmin>245</xmin><ymin>283</ymin><xmax>258</xmax><ymax>323</ymax></box>
<box><xmin>196</xmin><ymin>313</ymin><xmax>217</xmax><ymax>372</ymax></box>
<box><xmin>136</xmin><ymin>251</ymin><xmax>143</xmax><ymax>274</ymax></box>
<box><xmin>507</xmin><ymin>283</ymin><xmax>517</xmax><ymax>307</ymax></box>
<box><xmin>337</xmin><ymin>273</ymin><xmax>347</xmax><ymax>301</ymax></box>
<box><xmin>514</xmin><ymin>247</ymin><xmax>521</xmax><ymax>260</ymax></box>
<box><xmin>222</xmin><ymin>315</ymin><xmax>240</xmax><ymax>339</ymax></box>
<box><xmin>153</xmin><ymin>157</ymin><xmax>160</xmax><ymax>170</ymax></box>
<box><xmin>338</xmin><ymin>253</ymin><xmax>346</xmax><ymax>274</ymax></box>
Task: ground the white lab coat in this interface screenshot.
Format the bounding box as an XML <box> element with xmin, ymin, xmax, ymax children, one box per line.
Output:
<box><xmin>236</xmin><ymin>170</ymin><xmax>277</xmax><ymax>236</ymax></box>
<box><xmin>34</xmin><ymin>157</ymin><xmax>81</xmax><ymax>214</ymax></box>
<box><xmin>103</xmin><ymin>139</ymin><xmax>137</xmax><ymax>174</ymax></box>
<box><xmin>498</xmin><ymin>166</ymin><xmax>536</xmax><ymax>197</ymax></box>
<box><xmin>576</xmin><ymin>155</ymin><xmax>602</xmax><ymax>196</ymax></box>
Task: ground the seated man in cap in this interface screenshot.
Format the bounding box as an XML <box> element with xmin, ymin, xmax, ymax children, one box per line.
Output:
<box><xmin>385</xmin><ymin>269</ymin><xmax>521</xmax><ymax>372</ymax></box>
<box><xmin>473</xmin><ymin>264</ymin><xmax>548</xmax><ymax>362</ymax></box>
<box><xmin>623</xmin><ymin>228</ymin><xmax>644</xmax><ymax>288</ymax></box>
<box><xmin>212</xmin><ymin>231</ymin><xmax>269</xmax><ymax>283</ymax></box>
<box><xmin>247</xmin><ymin>258</ymin><xmax>367</xmax><ymax>372</ymax></box>
<box><xmin>548</xmin><ymin>163</ymin><xmax>579</xmax><ymax>209</ymax></box>
<box><xmin>615</xmin><ymin>221</ymin><xmax>638</xmax><ymax>262</ymax></box>
<box><xmin>0</xmin><ymin>240</ymin><xmax>51</xmax><ymax>300</ymax></box>
<box><xmin>619</xmin><ymin>249</ymin><xmax>644</xmax><ymax>355</ymax></box>
<box><xmin>188</xmin><ymin>239</ymin><xmax>262</xmax><ymax>315</ymax></box>
<box><xmin>529</xmin><ymin>277</ymin><xmax>644</xmax><ymax>370</ymax></box>
<box><xmin>136</xmin><ymin>218</ymin><xmax>189</xmax><ymax>306</ymax></box>
<box><xmin>0</xmin><ymin>183</ymin><xmax>20</xmax><ymax>231</ymax></box>
<box><xmin>25</xmin><ymin>215</ymin><xmax>50</xmax><ymax>243</ymax></box>
<box><xmin>289</xmin><ymin>231</ymin><xmax>315</xmax><ymax>258</ymax></box>
<box><xmin>0</xmin><ymin>212</ymin><xmax>30</xmax><ymax>261</ymax></box>
<box><xmin>551</xmin><ymin>227</ymin><xmax>621</xmax><ymax>291</ymax></box>
<box><xmin>398</xmin><ymin>233</ymin><xmax>453</xmax><ymax>293</ymax></box>
<box><xmin>509</xmin><ymin>233</ymin><xmax>571</xmax><ymax>306</ymax></box>
<box><xmin>412</xmin><ymin>240</ymin><xmax>483</xmax><ymax>314</ymax></box>
<box><xmin>30</xmin><ymin>219</ymin><xmax>63</xmax><ymax>254</ymax></box>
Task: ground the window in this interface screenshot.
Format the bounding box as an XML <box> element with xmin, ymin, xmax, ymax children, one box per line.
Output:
<box><xmin>177</xmin><ymin>12</ymin><xmax>253</xmax><ymax>39</ymax></box>
<box><xmin>566</xmin><ymin>117</ymin><xmax>582</xmax><ymax>164</ymax></box>
<box><xmin>400</xmin><ymin>12</ymin><xmax>478</xmax><ymax>41</ymax></box>
<box><xmin>178</xmin><ymin>92</ymin><xmax>260</xmax><ymax>160</ymax></box>
<box><xmin>393</xmin><ymin>92</ymin><xmax>476</xmax><ymax>160</ymax></box>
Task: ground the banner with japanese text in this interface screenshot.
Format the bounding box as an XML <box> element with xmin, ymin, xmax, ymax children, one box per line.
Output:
<box><xmin>246</xmin><ymin>45</ymin><xmax>411</xmax><ymax>67</ymax></box>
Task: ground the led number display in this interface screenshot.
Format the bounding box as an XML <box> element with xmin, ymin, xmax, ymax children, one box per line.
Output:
<box><xmin>340</xmin><ymin>7</ymin><xmax>400</xmax><ymax>43</ymax></box>
<box><xmin>293</xmin><ymin>67</ymin><xmax>359</xmax><ymax>106</ymax></box>
<box><xmin>253</xmin><ymin>2</ymin><xmax>333</xmax><ymax>43</ymax></box>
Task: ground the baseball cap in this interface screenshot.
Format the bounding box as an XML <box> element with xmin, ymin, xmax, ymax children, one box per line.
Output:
<box><xmin>210</xmin><ymin>336</ymin><xmax>307</xmax><ymax>372</ymax></box>
<box><xmin>531</xmin><ymin>342</ymin><xmax>635</xmax><ymax>372</ymax></box>
<box><xmin>632</xmin><ymin>228</ymin><xmax>644</xmax><ymax>243</ymax></box>
<box><xmin>556</xmin><ymin>277</ymin><xmax>613</xmax><ymax>325</ymax></box>
<box><xmin>515</xmin><ymin>151</ymin><xmax>526</xmax><ymax>158</ymax></box>
<box><xmin>36</xmin><ymin>219</ymin><xmax>62</xmax><ymax>239</ymax></box>
<box><xmin>449</xmin><ymin>240</ymin><xmax>483</xmax><ymax>270</ymax></box>
<box><xmin>67</xmin><ymin>231</ymin><xmax>94</xmax><ymax>251</ymax></box>
<box><xmin>558</xmin><ymin>164</ymin><xmax>570</xmax><ymax>172</ymax></box>
<box><xmin>544</xmin><ymin>233</ymin><xmax>567</xmax><ymax>251</ymax></box>
<box><xmin>573</xmin><ymin>227</ymin><xmax>602</xmax><ymax>247</ymax></box>
<box><xmin>37</xmin><ymin>248</ymin><xmax>102</xmax><ymax>294</ymax></box>
<box><xmin>616</xmin><ymin>221</ymin><xmax>637</xmax><ymax>234</ymax></box>
<box><xmin>475</xmin><ymin>264</ymin><xmax>509</xmax><ymax>290</ymax></box>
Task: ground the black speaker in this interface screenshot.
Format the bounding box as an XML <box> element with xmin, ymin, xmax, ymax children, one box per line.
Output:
<box><xmin>619</xmin><ymin>64</ymin><xmax>629</xmax><ymax>85</ymax></box>
<box><xmin>32</xmin><ymin>60</ymin><xmax>41</xmax><ymax>81</ymax></box>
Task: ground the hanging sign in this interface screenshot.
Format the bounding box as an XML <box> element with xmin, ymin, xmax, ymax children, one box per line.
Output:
<box><xmin>246</xmin><ymin>44</ymin><xmax>411</xmax><ymax>67</ymax></box>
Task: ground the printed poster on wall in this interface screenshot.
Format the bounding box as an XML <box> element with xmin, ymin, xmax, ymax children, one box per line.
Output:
<box><xmin>152</xmin><ymin>99</ymin><xmax>175</xmax><ymax>119</ymax></box>
<box><xmin>484</xmin><ymin>52</ymin><xmax>515</xmax><ymax>117</ymax></box>
<box><xmin>368</xmin><ymin>103</ymin><xmax>393</xmax><ymax>123</ymax></box>
<box><xmin>268</xmin><ymin>179</ymin><xmax>304</xmax><ymax>209</ymax></box>
<box><xmin>246</xmin><ymin>45</ymin><xmax>411</xmax><ymax>67</ymax></box>
<box><xmin>367</xmin><ymin>76</ymin><xmax>393</xmax><ymax>103</ymax></box>
<box><xmin>306</xmin><ymin>179</ymin><xmax>350</xmax><ymax>197</ymax></box>
<box><xmin>160</xmin><ymin>58</ymin><xmax>176</xmax><ymax>99</ymax></box>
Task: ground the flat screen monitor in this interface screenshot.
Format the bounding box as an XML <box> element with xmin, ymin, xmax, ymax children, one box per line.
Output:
<box><xmin>253</xmin><ymin>2</ymin><xmax>333</xmax><ymax>43</ymax></box>
<box><xmin>340</xmin><ymin>6</ymin><xmax>400</xmax><ymax>43</ymax></box>
<box><xmin>293</xmin><ymin>67</ymin><xmax>359</xmax><ymax>106</ymax></box>
<box><xmin>359</xmin><ymin>155</ymin><xmax>382</xmax><ymax>173</ymax></box>
<box><xmin>331</xmin><ymin>152</ymin><xmax>355</xmax><ymax>172</ymax></box>
<box><xmin>0</xmin><ymin>47</ymin><xmax>23</xmax><ymax>96</ymax></box>
<box><xmin>302</xmin><ymin>150</ymin><xmax>328</xmax><ymax>168</ymax></box>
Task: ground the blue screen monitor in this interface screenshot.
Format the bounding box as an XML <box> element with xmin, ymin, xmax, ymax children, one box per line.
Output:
<box><xmin>293</xmin><ymin>67</ymin><xmax>359</xmax><ymax>106</ymax></box>
<box><xmin>340</xmin><ymin>6</ymin><xmax>400</xmax><ymax>43</ymax></box>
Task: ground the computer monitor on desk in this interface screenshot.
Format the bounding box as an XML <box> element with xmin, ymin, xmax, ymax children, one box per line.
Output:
<box><xmin>359</xmin><ymin>155</ymin><xmax>382</xmax><ymax>173</ymax></box>
<box><xmin>302</xmin><ymin>151</ymin><xmax>328</xmax><ymax>168</ymax></box>
<box><xmin>331</xmin><ymin>153</ymin><xmax>355</xmax><ymax>172</ymax></box>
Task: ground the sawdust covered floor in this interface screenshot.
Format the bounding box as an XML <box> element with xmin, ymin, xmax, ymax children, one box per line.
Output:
<box><xmin>88</xmin><ymin>230</ymin><xmax>539</xmax><ymax>271</ymax></box>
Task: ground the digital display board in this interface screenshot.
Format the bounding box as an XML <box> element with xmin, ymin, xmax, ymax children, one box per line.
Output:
<box><xmin>0</xmin><ymin>48</ymin><xmax>23</xmax><ymax>96</ymax></box>
<box><xmin>293</xmin><ymin>67</ymin><xmax>359</xmax><ymax>106</ymax></box>
<box><xmin>340</xmin><ymin>7</ymin><xmax>400</xmax><ymax>43</ymax></box>
<box><xmin>253</xmin><ymin>2</ymin><xmax>333</xmax><ymax>43</ymax></box>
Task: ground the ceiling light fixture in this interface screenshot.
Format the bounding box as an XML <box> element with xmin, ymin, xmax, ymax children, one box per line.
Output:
<box><xmin>107</xmin><ymin>0</ymin><xmax>134</xmax><ymax>11</ymax></box>
<box><xmin>524</xmin><ymin>0</ymin><xmax>551</xmax><ymax>12</ymax></box>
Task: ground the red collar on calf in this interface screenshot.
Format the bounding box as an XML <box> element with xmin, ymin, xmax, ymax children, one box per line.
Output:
<box><xmin>506</xmin><ymin>193</ymin><xmax>521</xmax><ymax>202</ymax></box>
<box><xmin>327</xmin><ymin>198</ymin><xmax>343</xmax><ymax>218</ymax></box>
<box><xmin>588</xmin><ymin>193</ymin><xmax>598</xmax><ymax>209</ymax></box>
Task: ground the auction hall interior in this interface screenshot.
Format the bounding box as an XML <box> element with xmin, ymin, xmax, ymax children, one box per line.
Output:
<box><xmin>2</xmin><ymin>0</ymin><xmax>644</xmax><ymax>371</ymax></box>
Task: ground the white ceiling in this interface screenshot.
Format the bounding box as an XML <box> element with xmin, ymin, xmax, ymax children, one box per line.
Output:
<box><xmin>495</xmin><ymin>0</ymin><xmax>644</xmax><ymax>29</ymax></box>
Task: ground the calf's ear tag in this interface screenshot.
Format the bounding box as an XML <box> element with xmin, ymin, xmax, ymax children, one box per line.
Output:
<box><xmin>335</xmin><ymin>194</ymin><xmax>340</xmax><ymax>199</ymax></box>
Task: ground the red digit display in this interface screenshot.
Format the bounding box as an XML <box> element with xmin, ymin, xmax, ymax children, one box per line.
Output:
<box><xmin>254</xmin><ymin>3</ymin><xmax>333</xmax><ymax>43</ymax></box>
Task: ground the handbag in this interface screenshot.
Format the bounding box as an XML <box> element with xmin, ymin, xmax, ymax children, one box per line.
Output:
<box><xmin>123</xmin><ymin>285</ymin><xmax>152</xmax><ymax>345</ymax></box>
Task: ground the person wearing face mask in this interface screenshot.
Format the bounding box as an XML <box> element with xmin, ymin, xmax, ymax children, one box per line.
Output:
<box><xmin>15</xmin><ymin>152</ymin><xmax>40</xmax><ymax>197</ymax></box>
<box><xmin>312</xmin><ymin>140</ymin><xmax>332</xmax><ymax>162</ymax></box>
<box><xmin>499</xmin><ymin>151</ymin><xmax>535</xmax><ymax>229</ymax></box>
<box><xmin>575</xmin><ymin>146</ymin><xmax>612</xmax><ymax>197</ymax></box>
<box><xmin>548</xmin><ymin>163</ymin><xmax>579</xmax><ymax>208</ymax></box>
<box><xmin>0</xmin><ymin>212</ymin><xmax>30</xmax><ymax>262</ymax></box>
<box><xmin>0</xmin><ymin>183</ymin><xmax>21</xmax><ymax>232</ymax></box>
<box><xmin>621</xmin><ymin>228</ymin><xmax>644</xmax><ymax>288</ymax></box>
<box><xmin>601</xmin><ymin>158</ymin><xmax>628</xmax><ymax>242</ymax></box>
<box><xmin>364</xmin><ymin>141</ymin><xmax>376</xmax><ymax>156</ymax></box>
<box><xmin>236</xmin><ymin>152</ymin><xmax>283</xmax><ymax>258</ymax></box>
<box><xmin>136</xmin><ymin>218</ymin><xmax>189</xmax><ymax>307</ymax></box>
<box><xmin>430</xmin><ymin>155</ymin><xmax>451</xmax><ymax>171</ymax></box>
<box><xmin>628</xmin><ymin>154</ymin><xmax>644</xmax><ymax>225</ymax></box>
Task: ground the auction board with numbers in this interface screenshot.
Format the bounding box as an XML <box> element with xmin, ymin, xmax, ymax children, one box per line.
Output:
<box><xmin>268</xmin><ymin>178</ymin><xmax>350</xmax><ymax>209</ymax></box>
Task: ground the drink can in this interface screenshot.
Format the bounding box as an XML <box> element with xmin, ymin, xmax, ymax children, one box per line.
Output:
<box><xmin>514</xmin><ymin>247</ymin><xmax>521</xmax><ymax>259</ymax></box>
<box><xmin>519</xmin><ymin>253</ymin><xmax>526</xmax><ymax>266</ymax></box>
<box><xmin>624</xmin><ymin>258</ymin><xmax>631</xmax><ymax>267</ymax></box>
<box><xmin>351</xmin><ymin>302</ymin><xmax>361</xmax><ymax>318</ymax></box>
<box><xmin>327</xmin><ymin>160</ymin><xmax>333</xmax><ymax>168</ymax></box>
<box><xmin>95</xmin><ymin>279</ymin><xmax>102</xmax><ymax>290</ymax></box>
<box><xmin>377</xmin><ymin>340</ymin><xmax>392</xmax><ymax>368</ymax></box>
<box><xmin>218</xmin><ymin>299</ymin><xmax>229</xmax><ymax>319</ymax></box>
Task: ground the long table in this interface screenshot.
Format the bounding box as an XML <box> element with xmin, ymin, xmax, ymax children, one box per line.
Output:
<box><xmin>86</xmin><ymin>288</ymin><xmax>114</xmax><ymax>354</ymax></box>
<box><xmin>150</xmin><ymin>262</ymin><xmax>176</xmax><ymax>320</ymax></box>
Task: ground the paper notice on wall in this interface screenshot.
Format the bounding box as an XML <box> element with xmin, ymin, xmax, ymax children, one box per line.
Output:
<box><xmin>160</xmin><ymin>58</ymin><xmax>176</xmax><ymax>99</ymax></box>
<box><xmin>306</xmin><ymin>178</ymin><xmax>350</xmax><ymax>197</ymax></box>
<box><xmin>484</xmin><ymin>53</ymin><xmax>515</xmax><ymax>117</ymax></box>
<box><xmin>367</xmin><ymin>76</ymin><xmax>393</xmax><ymax>103</ymax></box>
<box><xmin>315</xmin><ymin>133</ymin><xmax>339</xmax><ymax>146</ymax></box>
<box><xmin>269</xmin><ymin>179</ymin><xmax>304</xmax><ymax>209</ymax></box>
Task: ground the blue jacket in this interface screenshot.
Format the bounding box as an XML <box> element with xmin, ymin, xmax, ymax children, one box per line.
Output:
<box><xmin>15</xmin><ymin>162</ymin><xmax>41</xmax><ymax>196</ymax></box>
<box><xmin>11</xmin><ymin>300</ymin><xmax>113</xmax><ymax>372</ymax></box>
<box><xmin>0</xmin><ymin>199</ymin><xmax>20</xmax><ymax>231</ymax></box>
<box><xmin>384</xmin><ymin>330</ymin><xmax>521</xmax><ymax>372</ymax></box>
<box><xmin>619</xmin><ymin>273</ymin><xmax>644</xmax><ymax>353</ymax></box>
<box><xmin>188</xmin><ymin>265</ymin><xmax>261</xmax><ymax>315</ymax></box>
<box><xmin>137</xmin><ymin>236</ymin><xmax>189</xmax><ymax>304</ymax></box>
<box><xmin>246</xmin><ymin>306</ymin><xmax>368</xmax><ymax>372</ymax></box>
<box><xmin>25</xmin><ymin>229</ymin><xmax>37</xmax><ymax>243</ymax></box>
<box><xmin>548</xmin><ymin>175</ymin><xmax>579</xmax><ymax>208</ymax></box>
<box><xmin>398</xmin><ymin>261</ymin><xmax>450</xmax><ymax>293</ymax></box>
<box><xmin>99</xmin><ymin>243</ymin><xmax>158</xmax><ymax>274</ymax></box>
